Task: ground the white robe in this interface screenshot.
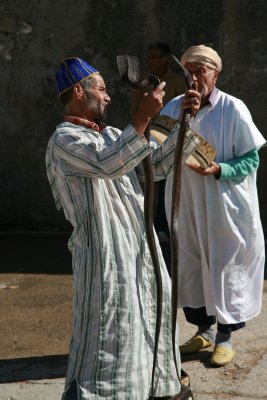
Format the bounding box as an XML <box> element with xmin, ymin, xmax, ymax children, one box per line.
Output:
<box><xmin>163</xmin><ymin>89</ymin><xmax>266</xmax><ymax>324</ymax></box>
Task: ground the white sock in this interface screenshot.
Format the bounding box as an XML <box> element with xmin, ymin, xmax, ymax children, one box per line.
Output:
<box><xmin>197</xmin><ymin>325</ymin><xmax>215</xmax><ymax>343</ymax></box>
<box><xmin>215</xmin><ymin>331</ymin><xmax>232</xmax><ymax>348</ymax></box>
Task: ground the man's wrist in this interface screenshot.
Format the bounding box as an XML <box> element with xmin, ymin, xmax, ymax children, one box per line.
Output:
<box><xmin>214</xmin><ymin>163</ymin><xmax>221</xmax><ymax>180</ymax></box>
<box><xmin>131</xmin><ymin>113</ymin><xmax>151</xmax><ymax>137</ymax></box>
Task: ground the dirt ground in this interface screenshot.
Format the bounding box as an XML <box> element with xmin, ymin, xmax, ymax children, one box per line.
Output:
<box><xmin>0</xmin><ymin>233</ymin><xmax>73</xmax><ymax>361</ymax></box>
<box><xmin>0</xmin><ymin>234</ymin><xmax>266</xmax><ymax>399</ymax></box>
<box><xmin>0</xmin><ymin>273</ymin><xmax>73</xmax><ymax>360</ymax></box>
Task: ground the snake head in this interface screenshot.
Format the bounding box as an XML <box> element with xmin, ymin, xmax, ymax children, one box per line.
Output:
<box><xmin>117</xmin><ymin>54</ymin><xmax>160</xmax><ymax>89</ymax></box>
<box><xmin>169</xmin><ymin>54</ymin><xmax>194</xmax><ymax>90</ymax></box>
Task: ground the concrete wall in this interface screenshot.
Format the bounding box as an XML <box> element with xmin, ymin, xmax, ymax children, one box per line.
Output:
<box><xmin>0</xmin><ymin>0</ymin><xmax>266</xmax><ymax>232</ymax></box>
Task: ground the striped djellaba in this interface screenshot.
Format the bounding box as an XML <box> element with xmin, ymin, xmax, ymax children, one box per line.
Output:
<box><xmin>46</xmin><ymin>121</ymin><xmax>180</xmax><ymax>399</ymax></box>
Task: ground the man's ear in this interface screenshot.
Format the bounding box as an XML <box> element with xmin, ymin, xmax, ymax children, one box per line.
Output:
<box><xmin>213</xmin><ymin>70</ymin><xmax>219</xmax><ymax>85</ymax></box>
<box><xmin>73</xmin><ymin>83</ymin><xmax>84</xmax><ymax>100</ymax></box>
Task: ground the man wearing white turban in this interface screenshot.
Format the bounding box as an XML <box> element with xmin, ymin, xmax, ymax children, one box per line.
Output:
<box><xmin>162</xmin><ymin>45</ymin><xmax>266</xmax><ymax>366</ymax></box>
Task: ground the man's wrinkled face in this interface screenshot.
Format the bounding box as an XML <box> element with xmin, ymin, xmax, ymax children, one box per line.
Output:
<box><xmin>185</xmin><ymin>62</ymin><xmax>218</xmax><ymax>102</ymax></box>
<box><xmin>83</xmin><ymin>75</ymin><xmax>111</xmax><ymax>120</ymax></box>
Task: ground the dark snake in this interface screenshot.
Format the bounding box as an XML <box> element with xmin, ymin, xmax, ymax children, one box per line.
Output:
<box><xmin>117</xmin><ymin>55</ymin><xmax>194</xmax><ymax>400</ymax></box>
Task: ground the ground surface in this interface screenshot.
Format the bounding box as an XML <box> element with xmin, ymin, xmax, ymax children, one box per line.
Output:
<box><xmin>0</xmin><ymin>234</ymin><xmax>266</xmax><ymax>399</ymax></box>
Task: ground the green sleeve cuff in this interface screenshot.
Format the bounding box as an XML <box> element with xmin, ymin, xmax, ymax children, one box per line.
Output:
<box><xmin>216</xmin><ymin>149</ymin><xmax>259</xmax><ymax>181</ymax></box>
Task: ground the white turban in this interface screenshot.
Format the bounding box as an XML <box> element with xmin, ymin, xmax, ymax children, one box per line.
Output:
<box><xmin>180</xmin><ymin>45</ymin><xmax>222</xmax><ymax>72</ymax></box>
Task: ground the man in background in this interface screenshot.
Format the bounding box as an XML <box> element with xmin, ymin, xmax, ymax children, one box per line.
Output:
<box><xmin>130</xmin><ymin>42</ymin><xmax>184</xmax><ymax>119</ymax></box>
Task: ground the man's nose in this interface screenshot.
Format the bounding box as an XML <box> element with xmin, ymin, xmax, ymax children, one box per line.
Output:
<box><xmin>190</xmin><ymin>73</ymin><xmax>198</xmax><ymax>82</ymax></box>
<box><xmin>105</xmin><ymin>93</ymin><xmax>111</xmax><ymax>103</ymax></box>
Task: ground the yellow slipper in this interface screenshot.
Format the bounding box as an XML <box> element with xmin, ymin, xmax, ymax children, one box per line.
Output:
<box><xmin>210</xmin><ymin>345</ymin><xmax>235</xmax><ymax>367</ymax></box>
<box><xmin>180</xmin><ymin>335</ymin><xmax>213</xmax><ymax>355</ymax></box>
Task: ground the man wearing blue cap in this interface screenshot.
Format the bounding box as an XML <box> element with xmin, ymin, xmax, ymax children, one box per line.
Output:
<box><xmin>46</xmin><ymin>57</ymin><xmax>182</xmax><ymax>399</ymax></box>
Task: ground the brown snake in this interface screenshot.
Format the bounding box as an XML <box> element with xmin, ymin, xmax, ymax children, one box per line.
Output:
<box><xmin>117</xmin><ymin>55</ymin><xmax>194</xmax><ymax>400</ymax></box>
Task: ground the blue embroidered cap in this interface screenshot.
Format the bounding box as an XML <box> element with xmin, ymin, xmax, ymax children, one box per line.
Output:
<box><xmin>54</xmin><ymin>57</ymin><xmax>99</xmax><ymax>97</ymax></box>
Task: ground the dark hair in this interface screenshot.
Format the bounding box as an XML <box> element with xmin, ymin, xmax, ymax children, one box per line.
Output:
<box><xmin>59</xmin><ymin>87</ymin><xmax>74</xmax><ymax>105</ymax></box>
<box><xmin>148</xmin><ymin>42</ymin><xmax>171</xmax><ymax>56</ymax></box>
<box><xmin>59</xmin><ymin>76</ymin><xmax>94</xmax><ymax>106</ymax></box>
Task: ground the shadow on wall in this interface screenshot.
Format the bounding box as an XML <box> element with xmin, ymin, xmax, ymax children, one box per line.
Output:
<box><xmin>0</xmin><ymin>232</ymin><xmax>72</xmax><ymax>274</ymax></box>
<box><xmin>0</xmin><ymin>354</ymin><xmax>68</xmax><ymax>383</ymax></box>
<box><xmin>0</xmin><ymin>232</ymin><xmax>266</xmax><ymax>278</ymax></box>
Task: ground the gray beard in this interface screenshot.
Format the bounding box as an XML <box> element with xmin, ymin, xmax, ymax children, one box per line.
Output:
<box><xmin>85</xmin><ymin>92</ymin><xmax>108</xmax><ymax>121</ymax></box>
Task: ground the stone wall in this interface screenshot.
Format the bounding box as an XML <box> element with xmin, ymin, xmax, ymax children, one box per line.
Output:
<box><xmin>0</xmin><ymin>0</ymin><xmax>266</xmax><ymax>232</ymax></box>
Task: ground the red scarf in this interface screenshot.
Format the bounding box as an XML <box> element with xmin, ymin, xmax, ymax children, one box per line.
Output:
<box><xmin>64</xmin><ymin>115</ymin><xmax>106</xmax><ymax>132</ymax></box>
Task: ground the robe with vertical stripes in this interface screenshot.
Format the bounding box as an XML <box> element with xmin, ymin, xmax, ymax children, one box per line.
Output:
<box><xmin>46</xmin><ymin>122</ymin><xmax>180</xmax><ymax>399</ymax></box>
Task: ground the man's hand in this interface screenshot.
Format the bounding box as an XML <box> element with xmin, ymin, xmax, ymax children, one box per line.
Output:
<box><xmin>179</xmin><ymin>82</ymin><xmax>201</xmax><ymax>122</ymax></box>
<box><xmin>132</xmin><ymin>81</ymin><xmax>166</xmax><ymax>137</ymax></box>
<box><xmin>186</xmin><ymin>161</ymin><xmax>221</xmax><ymax>176</ymax></box>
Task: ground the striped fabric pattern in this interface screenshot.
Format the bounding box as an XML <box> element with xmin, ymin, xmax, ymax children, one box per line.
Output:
<box><xmin>46</xmin><ymin>122</ymin><xmax>180</xmax><ymax>399</ymax></box>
